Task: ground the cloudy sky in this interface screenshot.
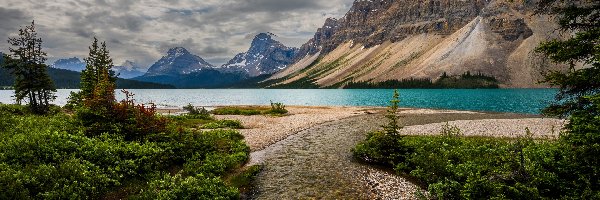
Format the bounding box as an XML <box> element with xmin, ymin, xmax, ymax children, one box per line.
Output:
<box><xmin>0</xmin><ymin>0</ymin><xmax>354</xmax><ymax>68</ymax></box>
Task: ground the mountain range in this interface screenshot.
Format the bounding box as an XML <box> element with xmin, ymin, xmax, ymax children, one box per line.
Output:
<box><xmin>133</xmin><ymin>33</ymin><xmax>297</xmax><ymax>88</ymax></box>
<box><xmin>51</xmin><ymin>58</ymin><xmax>147</xmax><ymax>79</ymax></box>
<box><xmin>6</xmin><ymin>0</ymin><xmax>562</xmax><ymax>89</ymax></box>
<box><xmin>0</xmin><ymin>52</ymin><xmax>174</xmax><ymax>89</ymax></box>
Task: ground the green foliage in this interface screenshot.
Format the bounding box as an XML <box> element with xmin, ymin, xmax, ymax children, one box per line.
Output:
<box><xmin>77</xmin><ymin>89</ymin><xmax>169</xmax><ymax>141</ymax></box>
<box><xmin>383</xmin><ymin>90</ymin><xmax>401</xmax><ymax>135</ymax></box>
<box><xmin>2</xmin><ymin>21</ymin><xmax>56</xmax><ymax>114</ymax></box>
<box><xmin>212</xmin><ymin>106</ymin><xmax>269</xmax><ymax>116</ymax></box>
<box><xmin>266</xmin><ymin>101</ymin><xmax>288</xmax><ymax>115</ymax></box>
<box><xmin>79</xmin><ymin>37</ymin><xmax>117</xmax><ymax>102</ymax></box>
<box><xmin>535</xmin><ymin>0</ymin><xmax>600</xmax><ymax>117</ymax></box>
<box><xmin>212</xmin><ymin>103</ymin><xmax>288</xmax><ymax>116</ymax></box>
<box><xmin>353</xmin><ymin>90</ymin><xmax>408</xmax><ymax>166</ymax></box>
<box><xmin>200</xmin><ymin>120</ymin><xmax>244</xmax><ymax>129</ymax></box>
<box><xmin>344</xmin><ymin>71</ymin><xmax>499</xmax><ymax>89</ymax></box>
<box><xmin>0</xmin><ymin>104</ymin><xmax>250</xmax><ymax>199</ymax></box>
<box><xmin>183</xmin><ymin>104</ymin><xmax>211</xmax><ymax>119</ymax></box>
<box><xmin>225</xmin><ymin>165</ymin><xmax>262</xmax><ymax>192</ymax></box>
<box><xmin>136</xmin><ymin>174</ymin><xmax>239</xmax><ymax>200</ymax></box>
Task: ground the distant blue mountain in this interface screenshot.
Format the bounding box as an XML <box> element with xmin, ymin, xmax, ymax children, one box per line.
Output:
<box><xmin>51</xmin><ymin>57</ymin><xmax>86</xmax><ymax>72</ymax></box>
<box><xmin>135</xmin><ymin>47</ymin><xmax>247</xmax><ymax>88</ymax></box>
<box><xmin>114</xmin><ymin>60</ymin><xmax>147</xmax><ymax>79</ymax></box>
<box><xmin>145</xmin><ymin>47</ymin><xmax>214</xmax><ymax>76</ymax></box>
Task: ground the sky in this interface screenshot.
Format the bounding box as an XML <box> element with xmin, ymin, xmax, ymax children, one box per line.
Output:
<box><xmin>0</xmin><ymin>0</ymin><xmax>354</xmax><ymax>68</ymax></box>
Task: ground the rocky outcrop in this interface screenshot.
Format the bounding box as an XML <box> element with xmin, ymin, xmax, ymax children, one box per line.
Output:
<box><xmin>222</xmin><ymin>33</ymin><xmax>298</xmax><ymax>77</ymax></box>
<box><xmin>273</xmin><ymin>0</ymin><xmax>561</xmax><ymax>88</ymax></box>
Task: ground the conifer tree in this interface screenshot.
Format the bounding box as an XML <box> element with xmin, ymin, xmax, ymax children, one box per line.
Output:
<box><xmin>383</xmin><ymin>89</ymin><xmax>402</xmax><ymax>136</ymax></box>
<box><xmin>2</xmin><ymin>21</ymin><xmax>56</xmax><ymax>114</ymax></box>
<box><xmin>80</xmin><ymin>37</ymin><xmax>116</xmax><ymax>101</ymax></box>
<box><xmin>536</xmin><ymin>0</ymin><xmax>600</xmax><ymax>117</ymax></box>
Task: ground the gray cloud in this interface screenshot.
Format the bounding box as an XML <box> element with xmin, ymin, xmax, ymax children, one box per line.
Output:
<box><xmin>0</xmin><ymin>0</ymin><xmax>354</xmax><ymax>67</ymax></box>
<box><xmin>0</xmin><ymin>7</ymin><xmax>32</xmax><ymax>49</ymax></box>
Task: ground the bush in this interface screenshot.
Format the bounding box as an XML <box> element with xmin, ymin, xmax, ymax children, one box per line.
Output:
<box><xmin>200</xmin><ymin>120</ymin><xmax>244</xmax><ymax>129</ymax></box>
<box><xmin>77</xmin><ymin>90</ymin><xmax>168</xmax><ymax>141</ymax></box>
<box><xmin>212</xmin><ymin>107</ymin><xmax>264</xmax><ymax>116</ymax></box>
<box><xmin>136</xmin><ymin>174</ymin><xmax>239</xmax><ymax>200</ymax></box>
<box><xmin>266</xmin><ymin>101</ymin><xmax>288</xmax><ymax>115</ymax></box>
<box><xmin>0</xmin><ymin>104</ymin><xmax>251</xmax><ymax>199</ymax></box>
<box><xmin>183</xmin><ymin>104</ymin><xmax>211</xmax><ymax>119</ymax></box>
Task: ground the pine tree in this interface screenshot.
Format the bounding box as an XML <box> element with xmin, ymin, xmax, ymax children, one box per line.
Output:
<box><xmin>2</xmin><ymin>21</ymin><xmax>56</xmax><ymax>114</ymax></box>
<box><xmin>75</xmin><ymin>37</ymin><xmax>117</xmax><ymax>105</ymax></box>
<box><xmin>382</xmin><ymin>89</ymin><xmax>402</xmax><ymax>136</ymax></box>
<box><xmin>536</xmin><ymin>0</ymin><xmax>600</xmax><ymax>117</ymax></box>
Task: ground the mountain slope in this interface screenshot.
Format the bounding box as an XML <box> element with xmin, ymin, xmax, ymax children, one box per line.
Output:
<box><xmin>221</xmin><ymin>33</ymin><xmax>298</xmax><ymax>77</ymax></box>
<box><xmin>269</xmin><ymin>0</ymin><xmax>563</xmax><ymax>88</ymax></box>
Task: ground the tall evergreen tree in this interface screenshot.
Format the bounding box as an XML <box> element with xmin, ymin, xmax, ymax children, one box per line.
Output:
<box><xmin>536</xmin><ymin>0</ymin><xmax>600</xmax><ymax>117</ymax></box>
<box><xmin>536</xmin><ymin>1</ymin><xmax>600</xmax><ymax>197</ymax></box>
<box><xmin>80</xmin><ymin>37</ymin><xmax>117</xmax><ymax>101</ymax></box>
<box><xmin>2</xmin><ymin>21</ymin><xmax>56</xmax><ymax>114</ymax></box>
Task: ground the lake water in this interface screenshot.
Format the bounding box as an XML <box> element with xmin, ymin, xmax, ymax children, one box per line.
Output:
<box><xmin>0</xmin><ymin>89</ymin><xmax>558</xmax><ymax>114</ymax></box>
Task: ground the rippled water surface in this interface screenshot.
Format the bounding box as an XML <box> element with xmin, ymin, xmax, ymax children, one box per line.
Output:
<box><xmin>0</xmin><ymin>89</ymin><xmax>557</xmax><ymax>114</ymax></box>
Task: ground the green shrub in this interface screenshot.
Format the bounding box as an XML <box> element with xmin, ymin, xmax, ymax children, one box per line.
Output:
<box><xmin>200</xmin><ymin>120</ymin><xmax>244</xmax><ymax>129</ymax></box>
<box><xmin>183</xmin><ymin>104</ymin><xmax>211</xmax><ymax>119</ymax></box>
<box><xmin>0</xmin><ymin>104</ymin><xmax>250</xmax><ymax>199</ymax></box>
<box><xmin>212</xmin><ymin>107</ymin><xmax>264</xmax><ymax>116</ymax></box>
<box><xmin>77</xmin><ymin>90</ymin><xmax>168</xmax><ymax>141</ymax></box>
<box><xmin>266</xmin><ymin>101</ymin><xmax>288</xmax><ymax>115</ymax></box>
<box><xmin>136</xmin><ymin>174</ymin><xmax>239</xmax><ymax>200</ymax></box>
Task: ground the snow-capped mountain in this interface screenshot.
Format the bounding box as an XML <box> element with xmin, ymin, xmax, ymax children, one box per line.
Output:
<box><xmin>221</xmin><ymin>33</ymin><xmax>298</xmax><ymax>77</ymax></box>
<box><xmin>51</xmin><ymin>57</ymin><xmax>86</xmax><ymax>72</ymax></box>
<box><xmin>144</xmin><ymin>47</ymin><xmax>214</xmax><ymax>76</ymax></box>
<box><xmin>114</xmin><ymin>60</ymin><xmax>146</xmax><ymax>79</ymax></box>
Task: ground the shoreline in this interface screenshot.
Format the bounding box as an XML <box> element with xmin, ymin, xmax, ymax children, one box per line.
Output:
<box><xmin>157</xmin><ymin>105</ymin><xmax>564</xmax><ymax>152</ymax></box>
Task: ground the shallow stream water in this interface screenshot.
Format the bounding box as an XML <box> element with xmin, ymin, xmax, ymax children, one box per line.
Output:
<box><xmin>246</xmin><ymin>112</ymin><xmax>534</xmax><ymax>199</ymax></box>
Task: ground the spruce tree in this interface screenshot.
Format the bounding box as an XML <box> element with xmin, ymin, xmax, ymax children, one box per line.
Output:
<box><xmin>536</xmin><ymin>1</ymin><xmax>600</xmax><ymax>196</ymax></box>
<box><xmin>74</xmin><ymin>37</ymin><xmax>117</xmax><ymax>105</ymax></box>
<box><xmin>383</xmin><ymin>89</ymin><xmax>402</xmax><ymax>136</ymax></box>
<box><xmin>2</xmin><ymin>21</ymin><xmax>56</xmax><ymax>114</ymax></box>
<box><xmin>536</xmin><ymin>0</ymin><xmax>600</xmax><ymax>117</ymax></box>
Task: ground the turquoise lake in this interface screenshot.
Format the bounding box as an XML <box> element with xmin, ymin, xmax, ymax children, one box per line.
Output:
<box><xmin>0</xmin><ymin>89</ymin><xmax>558</xmax><ymax>114</ymax></box>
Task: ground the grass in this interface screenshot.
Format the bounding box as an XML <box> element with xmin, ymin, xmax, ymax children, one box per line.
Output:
<box><xmin>200</xmin><ymin>120</ymin><xmax>244</xmax><ymax>129</ymax></box>
<box><xmin>225</xmin><ymin>165</ymin><xmax>262</xmax><ymax>196</ymax></box>
<box><xmin>212</xmin><ymin>106</ymin><xmax>269</xmax><ymax>116</ymax></box>
<box><xmin>212</xmin><ymin>104</ymin><xmax>288</xmax><ymax>116</ymax></box>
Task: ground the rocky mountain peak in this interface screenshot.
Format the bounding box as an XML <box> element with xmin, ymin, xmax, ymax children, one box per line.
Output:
<box><xmin>144</xmin><ymin>47</ymin><xmax>214</xmax><ymax>76</ymax></box>
<box><xmin>166</xmin><ymin>47</ymin><xmax>190</xmax><ymax>57</ymax></box>
<box><xmin>222</xmin><ymin>33</ymin><xmax>298</xmax><ymax>77</ymax></box>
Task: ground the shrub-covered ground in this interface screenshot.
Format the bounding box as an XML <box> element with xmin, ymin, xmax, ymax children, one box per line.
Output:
<box><xmin>212</xmin><ymin>102</ymin><xmax>288</xmax><ymax>116</ymax></box>
<box><xmin>354</xmin><ymin>124</ymin><xmax>599</xmax><ymax>199</ymax></box>
<box><xmin>0</xmin><ymin>104</ymin><xmax>250</xmax><ymax>199</ymax></box>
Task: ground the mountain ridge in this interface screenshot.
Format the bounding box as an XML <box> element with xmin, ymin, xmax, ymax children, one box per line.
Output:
<box><xmin>268</xmin><ymin>0</ymin><xmax>563</xmax><ymax>88</ymax></box>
